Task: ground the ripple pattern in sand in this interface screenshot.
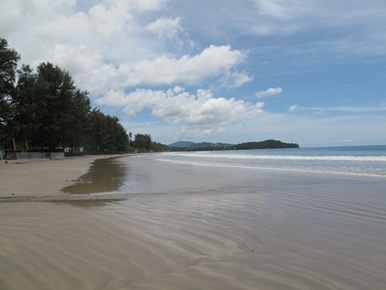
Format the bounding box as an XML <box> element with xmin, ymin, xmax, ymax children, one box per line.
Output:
<box><xmin>1</xmin><ymin>184</ymin><xmax>386</xmax><ymax>290</ymax></box>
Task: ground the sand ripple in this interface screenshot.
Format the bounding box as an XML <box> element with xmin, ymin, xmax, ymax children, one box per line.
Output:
<box><xmin>1</xmin><ymin>184</ymin><xmax>386</xmax><ymax>289</ymax></box>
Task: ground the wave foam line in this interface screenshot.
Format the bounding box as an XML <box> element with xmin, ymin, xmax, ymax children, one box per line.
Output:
<box><xmin>157</xmin><ymin>158</ymin><xmax>386</xmax><ymax>178</ymax></box>
<box><xmin>163</xmin><ymin>153</ymin><xmax>386</xmax><ymax>162</ymax></box>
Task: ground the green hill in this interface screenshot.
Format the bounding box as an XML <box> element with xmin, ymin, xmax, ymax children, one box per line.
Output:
<box><xmin>232</xmin><ymin>139</ymin><xmax>299</xmax><ymax>150</ymax></box>
<box><xmin>169</xmin><ymin>139</ymin><xmax>299</xmax><ymax>151</ymax></box>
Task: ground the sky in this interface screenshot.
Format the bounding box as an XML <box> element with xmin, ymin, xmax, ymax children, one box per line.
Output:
<box><xmin>1</xmin><ymin>0</ymin><xmax>386</xmax><ymax>147</ymax></box>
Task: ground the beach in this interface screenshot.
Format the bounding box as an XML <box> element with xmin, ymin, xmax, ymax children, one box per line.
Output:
<box><xmin>0</xmin><ymin>155</ymin><xmax>107</xmax><ymax>199</ymax></box>
<box><xmin>1</xmin><ymin>154</ymin><xmax>386</xmax><ymax>289</ymax></box>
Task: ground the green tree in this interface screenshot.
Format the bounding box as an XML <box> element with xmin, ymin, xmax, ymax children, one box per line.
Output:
<box><xmin>150</xmin><ymin>141</ymin><xmax>169</xmax><ymax>152</ymax></box>
<box><xmin>128</xmin><ymin>131</ymin><xmax>132</xmax><ymax>145</ymax></box>
<box><xmin>105</xmin><ymin>115</ymin><xmax>129</xmax><ymax>152</ymax></box>
<box><xmin>34</xmin><ymin>62</ymin><xmax>76</xmax><ymax>150</ymax></box>
<box><xmin>87</xmin><ymin>109</ymin><xmax>108</xmax><ymax>152</ymax></box>
<box><xmin>12</xmin><ymin>61</ymin><xmax>92</xmax><ymax>151</ymax></box>
<box><xmin>67</xmin><ymin>89</ymin><xmax>91</xmax><ymax>152</ymax></box>
<box><xmin>86</xmin><ymin>109</ymin><xmax>129</xmax><ymax>153</ymax></box>
<box><xmin>12</xmin><ymin>65</ymin><xmax>39</xmax><ymax>150</ymax></box>
<box><xmin>0</xmin><ymin>38</ymin><xmax>20</xmax><ymax>147</ymax></box>
<box><xmin>134</xmin><ymin>133</ymin><xmax>152</xmax><ymax>152</ymax></box>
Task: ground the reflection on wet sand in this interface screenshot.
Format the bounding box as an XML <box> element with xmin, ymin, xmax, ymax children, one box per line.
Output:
<box><xmin>1</xmin><ymin>155</ymin><xmax>386</xmax><ymax>289</ymax></box>
<box><xmin>2</xmin><ymin>182</ymin><xmax>386</xmax><ymax>290</ymax></box>
<box><xmin>61</xmin><ymin>157</ymin><xmax>127</xmax><ymax>194</ymax></box>
<box><xmin>52</xmin><ymin>198</ymin><xmax>125</xmax><ymax>208</ymax></box>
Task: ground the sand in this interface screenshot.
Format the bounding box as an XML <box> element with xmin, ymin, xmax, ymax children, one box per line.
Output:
<box><xmin>0</xmin><ymin>156</ymin><xmax>103</xmax><ymax>197</ymax></box>
<box><xmin>0</xmin><ymin>155</ymin><xmax>128</xmax><ymax>201</ymax></box>
<box><xmin>1</xmin><ymin>155</ymin><xmax>386</xmax><ymax>290</ymax></box>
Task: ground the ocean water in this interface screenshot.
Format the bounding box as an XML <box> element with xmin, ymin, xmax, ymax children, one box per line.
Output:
<box><xmin>153</xmin><ymin>145</ymin><xmax>386</xmax><ymax>178</ymax></box>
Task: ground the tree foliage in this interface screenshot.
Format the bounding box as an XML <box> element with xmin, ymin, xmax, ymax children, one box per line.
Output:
<box><xmin>232</xmin><ymin>139</ymin><xmax>299</xmax><ymax>150</ymax></box>
<box><xmin>0</xmin><ymin>37</ymin><xmax>131</xmax><ymax>154</ymax></box>
<box><xmin>134</xmin><ymin>134</ymin><xmax>152</xmax><ymax>152</ymax></box>
<box><xmin>0</xmin><ymin>38</ymin><xmax>20</xmax><ymax>145</ymax></box>
<box><xmin>87</xmin><ymin>109</ymin><xmax>129</xmax><ymax>153</ymax></box>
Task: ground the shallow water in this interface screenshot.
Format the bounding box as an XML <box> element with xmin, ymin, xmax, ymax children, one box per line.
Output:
<box><xmin>1</xmin><ymin>155</ymin><xmax>386</xmax><ymax>289</ymax></box>
<box><xmin>61</xmin><ymin>157</ymin><xmax>128</xmax><ymax>194</ymax></box>
<box><xmin>156</xmin><ymin>146</ymin><xmax>386</xmax><ymax>177</ymax></box>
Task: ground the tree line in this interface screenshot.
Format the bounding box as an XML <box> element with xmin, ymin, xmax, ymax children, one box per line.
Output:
<box><xmin>0</xmin><ymin>37</ymin><xmax>159</xmax><ymax>154</ymax></box>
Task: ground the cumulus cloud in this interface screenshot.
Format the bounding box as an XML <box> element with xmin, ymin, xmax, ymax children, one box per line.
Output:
<box><xmin>147</xmin><ymin>17</ymin><xmax>183</xmax><ymax>40</ymax></box>
<box><xmin>96</xmin><ymin>87</ymin><xmax>265</xmax><ymax>137</ymax></box>
<box><xmin>255</xmin><ymin>87</ymin><xmax>283</xmax><ymax>98</ymax></box>
<box><xmin>119</xmin><ymin>45</ymin><xmax>247</xmax><ymax>87</ymax></box>
<box><xmin>0</xmin><ymin>0</ymin><xmax>167</xmax><ymax>77</ymax></box>
<box><xmin>0</xmin><ymin>0</ymin><xmax>249</xmax><ymax>94</ymax></box>
<box><xmin>146</xmin><ymin>16</ymin><xmax>195</xmax><ymax>50</ymax></box>
<box><xmin>75</xmin><ymin>44</ymin><xmax>248</xmax><ymax>94</ymax></box>
<box><xmin>220</xmin><ymin>70</ymin><xmax>253</xmax><ymax>89</ymax></box>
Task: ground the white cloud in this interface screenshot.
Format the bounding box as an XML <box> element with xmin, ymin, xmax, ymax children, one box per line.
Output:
<box><xmin>251</xmin><ymin>0</ymin><xmax>385</xmax><ymax>32</ymax></box>
<box><xmin>289</xmin><ymin>105</ymin><xmax>386</xmax><ymax>114</ymax></box>
<box><xmin>147</xmin><ymin>17</ymin><xmax>182</xmax><ymax>40</ymax></box>
<box><xmin>96</xmin><ymin>87</ymin><xmax>264</xmax><ymax>137</ymax></box>
<box><xmin>119</xmin><ymin>45</ymin><xmax>247</xmax><ymax>87</ymax></box>
<box><xmin>338</xmin><ymin>139</ymin><xmax>353</xmax><ymax>143</ymax></box>
<box><xmin>1</xmin><ymin>0</ymin><xmax>165</xmax><ymax>68</ymax></box>
<box><xmin>247</xmin><ymin>0</ymin><xmax>386</xmax><ymax>57</ymax></box>
<box><xmin>253</xmin><ymin>0</ymin><xmax>299</xmax><ymax>20</ymax></box>
<box><xmin>50</xmin><ymin>44</ymin><xmax>103</xmax><ymax>75</ymax></box>
<box><xmin>74</xmin><ymin>44</ymin><xmax>247</xmax><ymax>94</ymax></box>
<box><xmin>220</xmin><ymin>71</ymin><xmax>253</xmax><ymax>89</ymax></box>
<box><xmin>0</xmin><ymin>0</ymin><xmax>249</xmax><ymax>94</ymax></box>
<box><xmin>255</xmin><ymin>87</ymin><xmax>282</xmax><ymax>98</ymax></box>
<box><xmin>146</xmin><ymin>16</ymin><xmax>195</xmax><ymax>51</ymax></box>
<box><xmin>288</xmin><ymin>104</ymin><xmax>298</xmax><ymax>112</ymax></box>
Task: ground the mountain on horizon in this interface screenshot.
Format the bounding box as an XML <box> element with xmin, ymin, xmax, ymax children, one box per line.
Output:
<box><xmin>168</xmin><ymin>141</ymin><xmax>197</xmax><ymax>147</ymax></box>
<box><xmin>169</xmin><ymin>141</ymin><xmax>234</xmax><ymax>148</ymax></box>
<box><xmin>169</xmin><ymin>139</ymin><xmax>299</xmax><ymax>150</ymax></box>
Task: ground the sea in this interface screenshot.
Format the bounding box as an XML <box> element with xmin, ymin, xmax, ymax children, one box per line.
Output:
<box><xmin>152</xmin><ymin>145</ymin><xmax>386</xmax><ymax>178</ymax></box>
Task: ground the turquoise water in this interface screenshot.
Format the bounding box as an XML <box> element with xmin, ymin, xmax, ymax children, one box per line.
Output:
<box><xmin>154</xmin><ymin>145</ymin><xmax>386</xmax><ymax>177</ymax></box>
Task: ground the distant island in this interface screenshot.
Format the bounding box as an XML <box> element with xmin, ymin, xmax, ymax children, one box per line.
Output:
<box><xmin>169</xmin><ymin>139</ymin><xmax>299</xmax><ymax>151</ymax></box>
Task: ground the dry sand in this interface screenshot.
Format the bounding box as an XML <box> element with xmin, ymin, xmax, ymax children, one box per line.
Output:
<box><xmin>1</xmin><ymin>155</ymin><xmax>386</xmax><ymax>290</ymax></box>
<box><xmin>0</xmin><ymin>156</ymin><xmax>102</xmax><ymax>197</ymax></box>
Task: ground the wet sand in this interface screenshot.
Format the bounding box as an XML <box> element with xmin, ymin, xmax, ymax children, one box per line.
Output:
<box><xmin>1</xmin><ymin>155</ymin><xmax>386</xmax><ymax>289</ymax></box>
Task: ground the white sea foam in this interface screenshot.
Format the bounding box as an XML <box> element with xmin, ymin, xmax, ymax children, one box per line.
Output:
<box><xmin>159</xmin><ymin>147</ymin><xmax>386</xmax><ymax>177</ymax></box>
<box><xmin>164</xmin><ymin>152</ymin><xmax>386</xmax><ymax>162</ymax></box>
<box><xmin>156</xmin><ymin>157</ymin><xmax>386</xmax><ymax>178</ymax></box>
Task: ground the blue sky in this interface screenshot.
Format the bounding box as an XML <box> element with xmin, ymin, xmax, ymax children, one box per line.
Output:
<box><xmin>1</xmin><ymin>0</ymin><xmax>386</xmax><ymax>147</ymax></box>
